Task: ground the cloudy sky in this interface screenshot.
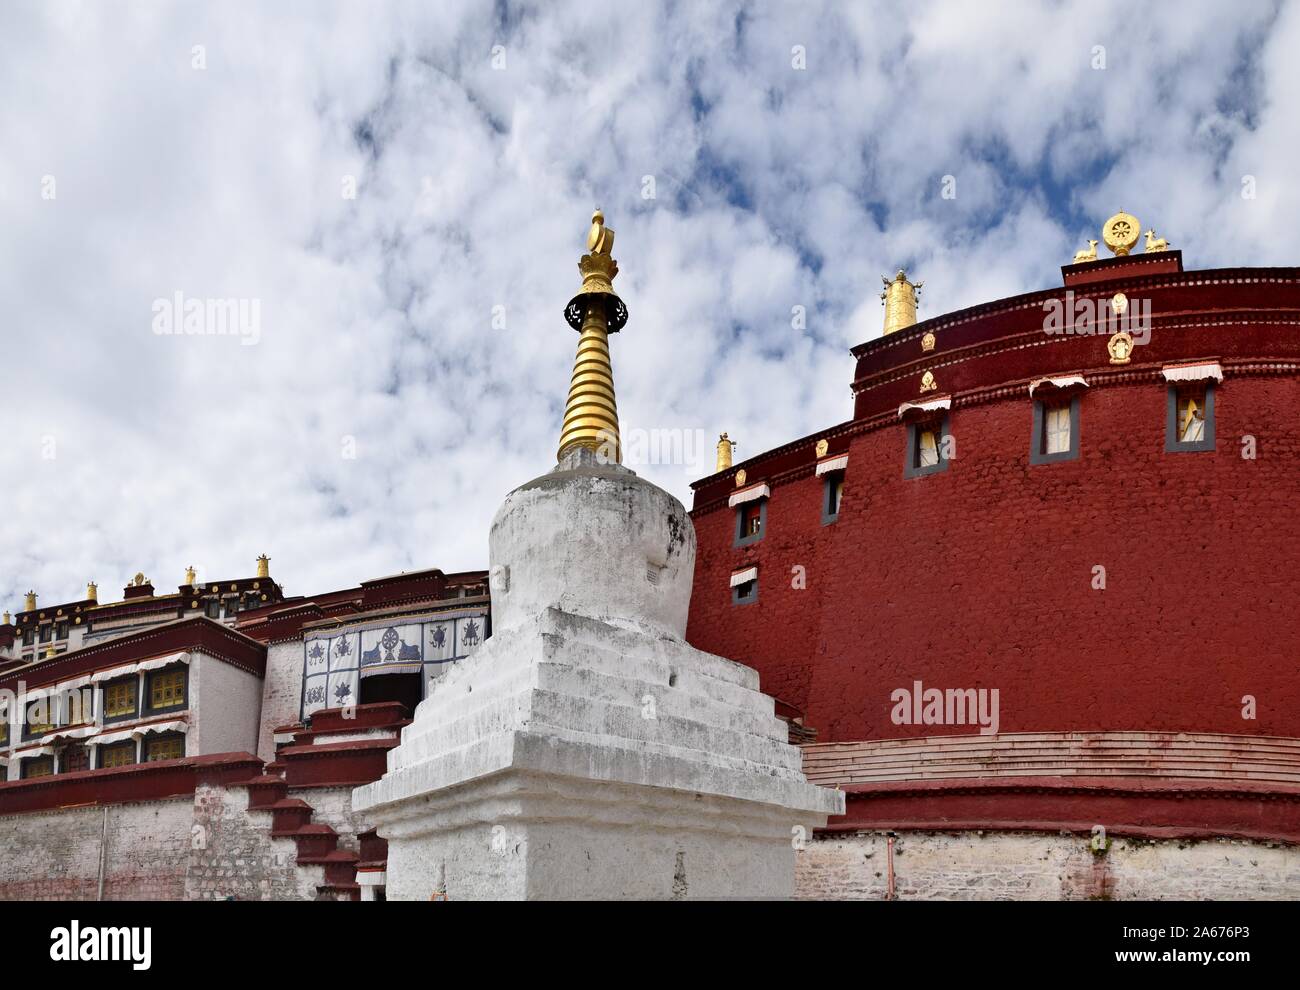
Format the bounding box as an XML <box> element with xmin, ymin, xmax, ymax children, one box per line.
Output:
<box><xmin>1</xmin><ymin>0</ymin><xmax>1295</xmax><ymax>607</ymax></box>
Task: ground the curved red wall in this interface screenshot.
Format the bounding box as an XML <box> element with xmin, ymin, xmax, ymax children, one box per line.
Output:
<box><xmin>687</xmin><ymin>269</ymin><xmax>1300</xmax><ymax>746</ymax></box>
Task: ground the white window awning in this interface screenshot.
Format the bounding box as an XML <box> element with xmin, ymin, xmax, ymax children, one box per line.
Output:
<box><xmin>1163</xmin><ymin>362</ymin><xmax>1224</xmax><ymax>383</ymax></box>
<box><xmin>136</xmin><ymin>719</ymin><xmax>188</xmax><ymax>736</ymax></box>
<box><xmin>816</xmin><ymin>455</ymin><xmax>849</xmax><ymax>476</ymax></box>
<box><xmin>730</xmin><ymin>567</ymin><xmax>758</xmax><ymax>588</ymax></box>
<box><xmin>728</xmin><ymin>484</ymin><xmax>770</xmax><ymax>508</ymax></box>
<box><xmin>898</xmin><ymin>398</ymin><xmax>951</xmax><ymax>418</ymax></box>
<box><xmin>15</xmin><ymin>746</ymin><xmax>54</xmax><ymax>759</ymax></box>
<box><xmin>93</xmin><ymin>729</ymin><xmax>138</xmax><ymax>746</ymax></box>
<box><xmin>91</xmin><ymin>662</ymin><xmax>139</xmax><ymax>684</ymax></box>
<box><xmin>137</xmin><ymin>652</ymin><xmax>191</xmax><ymax>673</ymax></box>
<box><xmin>42</xmin><ymin>725</ymin><xmax>96</xmax><ymax>743</ymax></box>
<box><xmin>1029</xmin><ymin>375</ymin><xmax>1089</xmax><ymax>395</ymax></box>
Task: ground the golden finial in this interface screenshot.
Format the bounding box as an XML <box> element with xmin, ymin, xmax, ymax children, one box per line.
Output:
<box><xmin>45</xmin><ymin>645</ymin><xmax>55</xmax><ymax>659</ymax></box>
<box><xmin>1143</xmin><ymin>229</ymin><xmax>1168</xmax><ymax>253</ymax></box>
<box><xmin>24</xmin><ymin>591</ymin><xmax>36</xmax><ymax>612</ymax></box>
<box><xmin>881</xmin><ymin>269</ymin><xmax>923</xmax><ymax>336</ymax></box>
<box><xmin>133</xmin><ymin>572</ymin><xmax>145</xmax><ymax>587</ymax></box>
<box><xmin>256</xmin><ymin>554</ymin><xmax>270</xmax><ymax>579</ymax></box>
<box><xmin>2</xmin><ymin>611</ymin><xmax>10</xmax><ymax>626</ymax></box>
<box><xmin>185</xmin><ymin>565</ymin><xmax>196</xmax><ymax>586</ymax></box>
<box><xmin>558</xmin><ymin>210</ymin><xmax>627</xmax><ymax>463</ymax></box>
<box><xmin>1102</xmin><ymin>210</ymin><xmax>1141</xmax><ymax>256</ymax></box>
<box><xmin>86</xmin><ymin>582</ymin><xmax>97</xmax><ymax>603</ymax></box>
<box><xmin>716</xmin><ymin>433</ymin><xmax>736</xmax><ymax>472</ymax></box>
<box><xmin>587</xmin><ymin>209</ymin><xmax>615</xmax><ymax>255</ymax></box>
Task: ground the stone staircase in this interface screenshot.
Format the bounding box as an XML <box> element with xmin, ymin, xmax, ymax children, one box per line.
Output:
<box><xmin>236</xmin><ymin>702</ymin><xmax>409</xmax><ymax>900</ymax></box>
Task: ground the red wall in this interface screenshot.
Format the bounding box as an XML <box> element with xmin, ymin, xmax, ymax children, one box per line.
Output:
<box><xmin>687</xmin><ymin>374</ymin><xmax>1300</xmax><ymax>743</ymax></box>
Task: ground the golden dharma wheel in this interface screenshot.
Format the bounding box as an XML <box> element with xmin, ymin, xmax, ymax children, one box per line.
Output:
<box><xmin>1102</xmin><ymin>211</ymin><xmax>1141</xmax><ymax>257</ymax></box>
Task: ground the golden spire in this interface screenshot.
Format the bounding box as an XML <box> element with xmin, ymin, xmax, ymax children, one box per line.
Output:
<box><xmin>24</xmin><ymin>591</ymin><xmax>36</xmax><ymax>612</ymax></box>
<box><xmin>185</xmin><ymin>565</ymin><xmax>196</xmax><ymax>586</ymax></box>
<box><xmin>86</xmin><ymin>581</ymin><xmax>98</xmax><ymax>603</ymax></box>
<box><xmin>881</xmin><ymin>269</ymin><xmax>922</xmax><ymax>335</ymax></box>
<box><xmin>2</xmin><ymin>611</ymin><xmax>10</xmax><ymax>626</ymax></box>
<box><xmin>716</xmin><ymin>433</ymin><xmax>735</xmax><ymax>472</ymax></box>
<box><xmin>558</xmin><ymin>210</ymin><xmax>628</xmax><ymax>463</ymax></box>
<box><xmin>256</xmin><ymin>554</ymin><xmax>270</xmax><ymax>579</ymax></box>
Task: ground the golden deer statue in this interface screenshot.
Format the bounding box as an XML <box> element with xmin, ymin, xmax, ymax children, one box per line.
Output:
<box><xmin>1072</xmin><ymin>239</ymin><xmax>1098</xmax><ymax>264</ymax></box>
<box><xmin>1144</xmin><ymin>229</ymin><xmax>1168</xmax><ymax>253</ymax></box>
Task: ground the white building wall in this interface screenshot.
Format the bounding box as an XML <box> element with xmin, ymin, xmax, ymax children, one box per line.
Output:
<box><xmin>256</xmin><ymin>639</ymin><xmax>305</xmax><ymax>762</ymax></box>
<box><xmin>189</xmin><ymin>652</ymin><xmax>262</xmax><ymax>756</ymax></box>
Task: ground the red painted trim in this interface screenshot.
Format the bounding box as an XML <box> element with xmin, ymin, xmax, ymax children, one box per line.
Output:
<box><xmin>0</xmin><ymin>751</ymin><xmax>262</xmax><ymax>815</ymax></box>
<box><xmin>279</xmin><ymin>738</ymin><xmax>395</xmax><ymax>788</ymax></box>
<box><xmin>826</xmin><ymin>775</ymin><xmax>1300</xmax><ymax>844</ymax></box>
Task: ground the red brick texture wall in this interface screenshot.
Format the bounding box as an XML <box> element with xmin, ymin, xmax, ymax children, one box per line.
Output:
<box><xmin>687</xmin><ymin>372</ymin><xmax>1300</xmax><ymax>744</ymax></box>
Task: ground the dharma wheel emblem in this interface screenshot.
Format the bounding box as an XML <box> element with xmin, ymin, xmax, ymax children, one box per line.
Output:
<box><xmin>1102</xmin><ymin>210</ymin><xmax>1141</xmax><ymax>257</ymax></box>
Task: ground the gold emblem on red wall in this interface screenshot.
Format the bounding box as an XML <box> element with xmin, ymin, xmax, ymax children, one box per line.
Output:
<box><xmin>1108</xmin><ymin>330</ymin><xmax>1134</xmax><ymax>364</ymax></box>
<box><xmin>735</xmin><ymin>469</ymin><xmax>747</xmax><ymax>487</ymax></box>
<box><xmin>921</xmin><ymin>331</ymin><xmax>936</xmax><ymax>352</ymax></box>
<box><xmin>920</xmin><ymin>371</ymin><xmax>937</xmax><ymax>393</ymax></box>
<box><xmin>815</xmin><ymin>439</ymin><xmax>829</xmax><ymax>457</ymax></box>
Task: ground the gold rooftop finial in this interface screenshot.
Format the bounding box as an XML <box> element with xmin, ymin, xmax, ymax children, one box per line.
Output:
<box><xmin>256</xmin><ymin>554</ymin><xmax>270</xmax><ymax>579</ymax></box>
<box><xmin>716</xmin><ymin>433</ymin><xmax>736</xmax><ymax>472</ymax></box>
<box><xmin>2</xmin><ymin>611</ymin><xmax>10</xmax><ymax>625</ymax></box>
<box><xmin>185</xmin><ymin>565</ymin><xmax>196</xmax><ymax>586</ymax></box>
<box><xmin>558</xmin><ymin>209</ymin><xmax>628</xmax><ymax>463</ymax></box>
<box><xmin>881</xmin><ymin>269</ymin><xmax>922</xmax><ymax>336</ymax></box>
<box><xmin>86</xmin><ymin>581</ymin><xmax>98</xmax><ymax>603</ymax></box>
<box><xmin>24</xmin><ymin>591</ymin><xmax>36</xmax><ymax>612</ymax></box>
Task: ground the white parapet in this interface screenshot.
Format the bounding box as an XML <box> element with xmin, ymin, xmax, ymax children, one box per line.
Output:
<box><xmin>353</xmin><ymin>451</ymin><xmax>843</xmax><ymax>900</ymax></box>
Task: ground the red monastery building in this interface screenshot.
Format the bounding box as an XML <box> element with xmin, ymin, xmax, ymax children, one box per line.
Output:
<box><xmin>686</xmin><ymin>212</ymin><xmax>1300</xmax><ymax>897</ymax></box>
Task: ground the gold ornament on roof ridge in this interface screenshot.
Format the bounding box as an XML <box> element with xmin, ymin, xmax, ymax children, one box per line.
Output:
<box><xmin>881</xmin><ymin>269</ymin><xmax>923</xmax><ymax>336</ymax></box>
<box><xmin>1072</xmin><ymin>239</ymin><xmax>1098</xmax><ymax>265</ymax></box>
<box><xmin>256</xmin><ymin>554</ymin><xmax>270</xmax><ymax>579</ymax></box>
<box><xmin>716</xmin><ymin>433</ymin><xmax>736</xmax><ymax>472</ymax></box>
<box><xmin>558</xmin><ymin>210</ymin><xmax>627</xmax><ymax>463</ymax></box>
<box><xmin>1143</xmin><ymin>229</ymin><xmax>1169</xmax><ymax>253</ymax></box>
<box><xmin>1102</xmin><ymin>210</ymin><xmax>1141</xmax><ymax>256</ymax></box>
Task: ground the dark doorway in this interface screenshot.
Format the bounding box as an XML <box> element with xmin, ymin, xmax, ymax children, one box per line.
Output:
<box><xmin>358</xmin><ymin>672</ymin><xmax>422</xmax><ymax>717</ymax></box>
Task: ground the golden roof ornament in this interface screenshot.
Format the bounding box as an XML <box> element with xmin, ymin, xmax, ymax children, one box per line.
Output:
<box><xmin>2</xmin><ymin>611</ymin><xmax>9</xmax><ymax>625</ymax></box>
<box><xmin>185</xmin><ymin>565</ymin><xmax>197</xmax><ymax>586</ymax></box>
<box><xmin>881</xmin><ymin>269</ymin><xmax>922</xmax><ymax>336</ymax></box>
<box><xmin>558</xmin><ymin>210</ymin><xmax>627</xmax><ymax>464</ymax></box>
<box><xmin>1072</xmin><ymin>240</ymin><xmax>1098</xmax><ymax>265</ymax></box>
<box><xmin>716</xmin><ymin>433</ymin><xmax>736</xmax><ymax>472</ymax></box>
<box><xmin>1143</xmin><ymin>229</ymin><xmax>1169</xmax><ymax>253</ymax></box>
<box><xmin>86</xmin><ymin>581</ymin><xmax>98</xmax><ymax>603</ymax></box>
<box><xmin>256</xmin><ymin>554</ymin><xmax>270</xmax><ymax>579</ymax></box>
<box><xmin>1102</xmin><ymin>210</ymin><xmax>1141</xmax><ymax>256</ymax></box>
<box><xmin>24</xmin><ymin>591</ymin><xmax>36</xmax><ymax>612</ymax></box>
